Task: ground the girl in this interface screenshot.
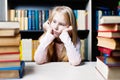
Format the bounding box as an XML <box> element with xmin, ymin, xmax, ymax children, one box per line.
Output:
<box><xmin>34</xmin><ymin>6</ymin><xmax>81</xmax><ymax>66</ymax></box>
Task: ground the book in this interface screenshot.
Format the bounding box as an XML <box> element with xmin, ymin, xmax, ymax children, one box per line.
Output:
<box><xmin>0</xmin><ymin>46</ymin><xmax>20</xmax><ymax>53</ymax></box>
<box><xmin>0</xmin><ymin>21</ymin><xmax>19</xmax><ymax>29</ymax></box>
<box><xmin>97</xmin><ymin>37</ymin><xmax>120</xmax><ymax>50</ymax></box>
<box><xmin>0</xmin><ymin>34</ymin><xmax>21</xmax><ymax>46</ymax></box>
<box><xmin>0</xmin><ymin>61</ymin><xmax>25</xmax><ymax>78</ymax></box>
<box><xmin>100</xmin><ymin>16</ymin><xmax>120</xmax><ymax>24</ymax></box>
<box><xmin>98</xmin><ymin>24</ymin><xmax>120</xmax><ymax>31</ymax></box>
<box><xmin>98</xmin><ymin>46</ymin><xmax>120</xmax><ymax>57</ymax></box>
<box><xmin>96</xmin><ymin>57</ymin><xmax>120</xmax><ymax>80</ymax></box>
<box><xmin>97</xmin><ymin>31</ymin><xmax>120</xmax><ymax>38</ymax></box>
<box><xmin>0</xmin><ymin>52</ymin><xmax>20</xmax><ymax>61</ymax></box>
<box><xmin>21</xmin><ymin>39</ymin><xmax>32</xmax><ymax>61</ymax></box>
<box><xmin>99</xmin><ymin>55</ymin><xmax>120</xmax><ymax>66</ymax></box>
<box><xmin>0</xmin><ymin>29</ymin><xmax>19</xmax><ymax>37</ymax></box>
<box><xmin>0</xmin><ymin>60</ymin><xmax>20</xmax><ymax>68</ymax></box>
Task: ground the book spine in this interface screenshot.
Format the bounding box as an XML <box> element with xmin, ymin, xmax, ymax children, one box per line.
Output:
<box><xmin>28</xmin><ymin>10</ymin><xmax>32</xmax><ymax>30</ymax></box>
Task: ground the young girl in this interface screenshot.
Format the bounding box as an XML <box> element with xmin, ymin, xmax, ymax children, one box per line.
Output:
<box><xmin>34</xmin><ymin>6</ymin><xmax>81</xmax><ymax>66</ymax></box>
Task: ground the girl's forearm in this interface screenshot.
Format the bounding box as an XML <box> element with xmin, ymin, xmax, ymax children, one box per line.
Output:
<box><xmin>34</xmin><ymin>32</ymin><xmax>55</xmax><ymax>64</ymax></box>
<box><xmin>59</xmin><ymin>31</ymin><xmax>81</xmax><ymax>66</ymax></box>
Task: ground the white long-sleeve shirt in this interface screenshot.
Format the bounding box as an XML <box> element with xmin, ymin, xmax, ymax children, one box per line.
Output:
<box><xmin>34</xmin><ymin>31</ymin><xmax>81</xmax><ymax>66</ymax></box>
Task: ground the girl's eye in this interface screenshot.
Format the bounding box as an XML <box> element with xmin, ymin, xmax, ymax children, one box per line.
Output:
<box><xmin>59</xmin><ymin>23</ymin><xmax>65</xmax><ymax>26</ymax></box>
<box><xmin>53</xmin><ymin>20</ymin><xmax>56</xmax><ymax>23</ymax></box>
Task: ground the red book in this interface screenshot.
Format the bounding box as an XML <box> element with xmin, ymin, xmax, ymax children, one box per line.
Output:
<box><xmin>0</xmin><ymin>60</ymin><xmax>20</xmax><ymax>68</ymax></box>
<box><xmin>0</xmin><ymin>52</ymin><xmax>20</xmax><ymax>61</ymax></box>
<box><xmin>98</xmin><ymin>24</ymin><xmax>120</xmax><ymax>32</ymax></box>
<box><xmin>98</xmin><ymin>46</ymin><xmax>120</xmax><ymax>57</ymax></box>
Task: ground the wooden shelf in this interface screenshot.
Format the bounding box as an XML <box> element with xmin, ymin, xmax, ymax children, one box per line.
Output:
<box><xmin>20</xmin><ymin>30</ymin><xmax>44</xmax><ymax>40</ymax></box>
<box><xmin>20</xmin><ymin>30</ymin><xmax>89</xmax><ymax>40</ymax></box>
<box><xmin>8</xmin><ymin>0</ymin><xmax>88</xmax><ymax>10</ymax></box>
<box><xmin>77</xmin><ymin>30</ymin><xmax>89</xmax><ymax>39</ymax></box>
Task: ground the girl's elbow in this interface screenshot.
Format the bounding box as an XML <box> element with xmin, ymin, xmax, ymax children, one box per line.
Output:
<box><xmin>34</xmin><ymin>56</ymin><xmax>47</xmax><ymax>65</ymax></box>
<box><xmin>70</xmin><ymin>59</ymin><xmax>81</xmax><ymax>66</ymax></box>
<box><xmin>34</xmin><ymin>59</ymin><xmax>45</xmax><ymax>65</ymax></box>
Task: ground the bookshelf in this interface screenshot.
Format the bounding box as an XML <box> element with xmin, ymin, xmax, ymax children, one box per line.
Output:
<box><xmin>0</xmin><ymin>0</ymin><xmax>92</xmax><ymax>61</ymax></box>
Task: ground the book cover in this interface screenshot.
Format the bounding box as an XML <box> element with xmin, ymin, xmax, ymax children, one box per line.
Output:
<box><xmin>100</xmin><ymin>16</ymin><xmax>120</xmax><ymax>24</ymax></box>
<box><xmin>96</xmin><ymin>57</ymin><xmax>120</xmax><ymax>80</ymax></box>
<box><xmin>0</xmin><ymin>46</ymin><xmax>20</xmax><ymax>53</ymax></box>
<box><xmin>98</xmin><ymin>24</ymin><xmax>120</xmax><ymax>31</ymax></box>
<box><xmin>103</xmin><ymin>55</ymin><xmax>120</xmax><ymax>66</ymax></box>
<box><xmin>97</xmin><ymin>31</ymin><xmax>120</xmax><ymax>38</ymax></box>
<box><xmin>0</xmin><ymin>21</ymin><xmax>19</xmax><ymax>29</ymax></box>
<box><xmin>97</xmin><ymin>37</ymin><xmax>120</xmax><ymax>50</ymax></box>
<box><xmin>0</xmin><ymin>60</ymin><xmax>20</xmax><ymax>68</ymax></box>
<box><xmin>0</xmin><ymin>29</ymin><xmax>19</xmax><ymax>37</ymax></box>
<box><xmin>98</xmin><ymin>46</ymin><xmax>120</xmax><ymax>57</ymax></box>
<box><xmin>21</xmin><ymin>39</ymin><xmax>32</xmax><ymax>61</ymax></box>
<box><xmin>0</xmin><ymin>61</ymin><xmax>25</xmax><ymax>78</ymax></box>
<box><xmin>0</xmin><ymin>34</ymin><xmax>21</xmax><ymax>46</ymax></box>
<box><xmin>0</xmin><ymin>52</ymin><xmax>20</xmax><ymax>61</ymax></box>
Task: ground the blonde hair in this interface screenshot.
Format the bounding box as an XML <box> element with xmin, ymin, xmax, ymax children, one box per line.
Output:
<box><xmin>40</xmin><ymin>6</ymin><xmax>78</xmax><ymax>62</ymax></box>
<box><xmin>49</xmin><ymin>6</ymin><xmax>78</xmax><ymax>45</ymax></box>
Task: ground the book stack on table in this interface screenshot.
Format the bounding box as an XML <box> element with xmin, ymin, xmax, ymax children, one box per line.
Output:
<box><xmin>96</xmin><ymin>16</ymin><xmax>120</xmax><ymax>80</ymax></box>
<box><xmin>0</xmin><ymin>22</ymin><xmax>25</xmax><ymax>79</ymax></box>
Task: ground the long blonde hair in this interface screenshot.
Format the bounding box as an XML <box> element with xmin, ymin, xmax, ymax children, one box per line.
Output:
<box><xmin>49</xmin><ymin>6</ymin><xmax>78</xmax><ymax>45</ymax></box>
<box><xmin>40</xmin><ymin>6</ymin><xmax>78</xmax><ymax>62</ymax></box>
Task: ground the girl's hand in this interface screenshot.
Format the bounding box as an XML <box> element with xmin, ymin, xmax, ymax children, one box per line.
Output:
<box><xmin>62</xmin><ymin>26</ymin><xmax>72</xmax><ymax>33</ymax></box>
<box><xmin>43</xmin><ymin>20</ymin><xmax>53</xmax><ymax>34</ymax></box>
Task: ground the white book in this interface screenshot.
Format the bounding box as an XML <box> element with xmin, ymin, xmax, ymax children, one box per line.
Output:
<box><xmin>21</xmin><ymin>39</ymin><xmax>32</xmax><ymax>61</ymax></box>
<box><xmin>77</xmin><ymin>10</ymin><xmax>87</xmax><ymax>30</ymax></box>
<box><xmin>100</xmin><ymin>16</ymin><xmax>120</xmax><ymax>24</ymax></box>
<box><xmin>0</xmin><ymin>21</ymin><xmax>19</xmax><ymax>29</ymax></box>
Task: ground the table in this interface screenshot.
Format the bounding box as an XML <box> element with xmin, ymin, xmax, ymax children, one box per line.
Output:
<box><xmin>0</xmin><ymin>62</ymin><xmax>105</xmax><ymax>80</ymax></box>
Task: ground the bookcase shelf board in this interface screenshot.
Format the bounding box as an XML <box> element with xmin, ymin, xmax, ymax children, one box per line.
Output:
<box><xmin>20</xmin><ymin>30</ymin><xmax>44</xmax><ymax>40</ymax></box>
<box><xmin>8</xmin><ymin>0</ymin><xmax>89</xmax><ymax>10</ymax></box>
<box><xmin>20</xmin><ymin>30</ymin><xmax>89</xmax><ymax>40</ymax></box>
<box><xmin>77</xmin><ymin>30</ymin><xmax>89</xmax><ymax>39</ymax></box>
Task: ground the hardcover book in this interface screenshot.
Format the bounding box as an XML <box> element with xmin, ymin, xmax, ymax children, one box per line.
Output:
<box><xmin>0</xmin><ymin>34</ymin><xmax>21</xmax><ymax>46</ymax></box>
<box><xmin>0</xmin><ymin>29</ymin><xmax>19</xmax><ymax>37</ymax></box>
<box><xmin>98</xmin><ymin>46</ymin><xmax>120</xmax><ymax>57</ymax></box>
<box><xmin>98</xmin><ymin>24</ymin><xmax>120</xmax><ymax>31</ymax></box>
<box><xmin>97</xmin><ymin>31</ymin><xmax>120</xmax><ymax>38</ymax></box>
<box><xmin>0</xmin><ymin>60</ymin><xmax>20</xmax><ymax>68</ymax></box>
<box><xmin>97</xmin><ymin>37</ymin><xmax>120</xmax><ymax>50</ymax></box>
<box><xmin>100</xmin><ymin>16</ymin><xmax>120</xmax><ymax>24</ymax></box>
<box><xmin>0</xmin><ymin>52</ymin><xmax>20</xmax><ymax>61</ymax></box>
<box><xmin>96</xmin><ymin>57</ymin><xmax>120</xmax><ymax>80</ymax></box>
<box><xmin>0</xmin><ymin>46</ymin><xmax>20</xmax><ymax>53</ymax></box>
<box><xmin>0</xmin><ymin>61</ymin><xmax>25</xmax><ymax>78</ymax></box>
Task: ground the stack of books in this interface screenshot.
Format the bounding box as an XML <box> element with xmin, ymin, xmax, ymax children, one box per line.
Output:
<box><xmin>0</xmin><ymin>22</ymin><xmax>25</xmax><ymax>79</ymax></box>
<box><xmin>96</xmin><ymin>16</ymin><xmax>120</xmax><ymax>80</ymax></box>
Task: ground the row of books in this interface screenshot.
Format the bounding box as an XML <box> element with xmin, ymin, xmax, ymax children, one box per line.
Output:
<box><xmin>0</xmin><ymin>22</ymin><xmax>25</xmax><ymax>79</ymax></box>
<box><xmin>8</xmin><ymin>9</ymin><xmax>88</xmax><ymax>31</ymax></box>
<box><xmin>20</xmin><ymin>39</ymin><xmax>87</xmax><ymax>61</ymax></box>
<box><xmin>96</xmin><ymin>16</ymin><xmax>120</xmax><ymax>80</ymax></box>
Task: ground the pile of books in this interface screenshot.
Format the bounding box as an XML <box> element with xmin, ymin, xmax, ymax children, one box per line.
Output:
<box><xmin>0</xmin><ymin>22</ymin><xmax>25</xmax><ymax>79</ymax></box>
<box><xmin>96</xmin><ymin>16</ymin><xmax>120</xmax><ymax>80</ymax></box>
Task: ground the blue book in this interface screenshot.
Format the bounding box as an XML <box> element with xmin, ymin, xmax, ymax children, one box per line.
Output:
<box><xmin>28</xmin><ymin>10</ymin><xmax>32</xmax><ymax>30</ymax></box>
<box><xmin>0</xmin><ymin>61</ymin><xmax>25</xmax><ymax>78</ymax></box>
<box><xmin>35</xmin><ymin>10</ymin><xmax>39</xmax><ymax>30</ymax></box>
<box><xmin>31</xmin><ymin>10</ymin><xmax>35</xmax><ymax>30</ymax></box>
<box><xmin>44</xmin><ymin>10</ymin><xmax>49</xmax><ymax>22</ymax></box>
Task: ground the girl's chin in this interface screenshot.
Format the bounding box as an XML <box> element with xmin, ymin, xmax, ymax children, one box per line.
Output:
<box><xmin>53</xmin><ymin>33</ymin><xmax>59</xmax><ymax>38</ymax></box>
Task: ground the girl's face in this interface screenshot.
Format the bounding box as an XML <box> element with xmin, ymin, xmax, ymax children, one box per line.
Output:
<box><xmin>50</xmin><ymin>13</ymin><xmax>69</xmax><ymax>38</ymax></box>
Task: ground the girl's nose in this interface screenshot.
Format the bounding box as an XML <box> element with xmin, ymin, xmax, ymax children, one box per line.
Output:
<box><xmin>54</xmin><ymin>24</ymin><xmax>58</xmax><ymax>30</ymax></box>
